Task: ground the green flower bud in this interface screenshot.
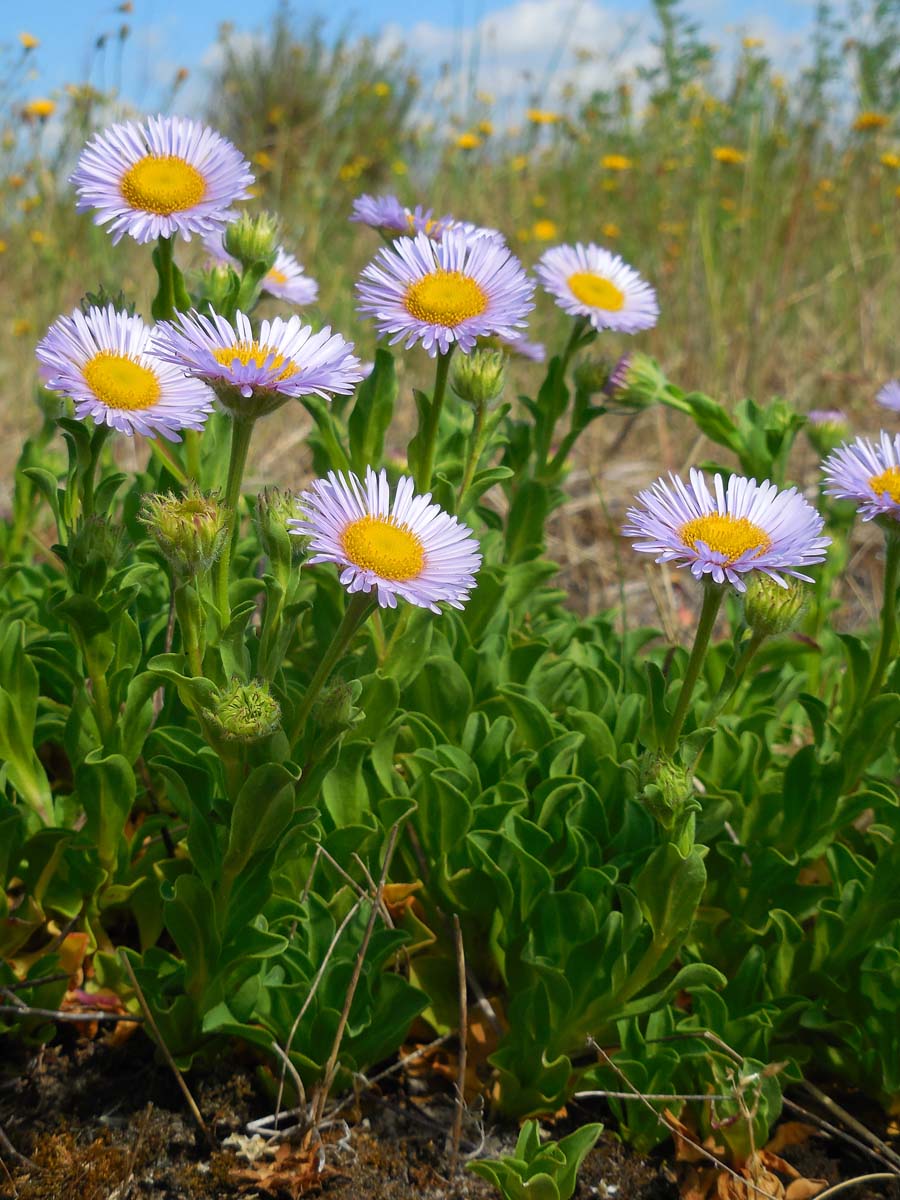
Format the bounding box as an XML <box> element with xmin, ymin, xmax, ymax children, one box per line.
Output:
<box><xmin>140</xmin><ymin>486</ymin><xmax>227</xmax><ymax>577</ymax></box>
<box><xmin>805</xmin><ymin>409</ymin><xmax>850</xmax><ymax>457</ymax></box>
<box><xmin>256</xmin><ymin>486</ymin><xmax>302</xmax><ymax>568</ymax></box>
<box><xmin>314</xmin><ymin>678</ymin><xmax>355</xmax><ymax>734</ymax></box>
<box><xmin>450</xmin><ymin>348</ymin><xmax>507</xmax><ymax>406</ymax></box>
<box><xmin>573</xmin><ymin>356</ymin><xmax>616</xmax><ymax>396</ymax></box>
<box><xmin>206</xmin><ymin>678</ymin><xmax>281</xmax><ymax>742</ymax></box>
<box><xmin>223</xmin><ymin>211</ymin><xmax>279</xmax><ymax>270</ymax></box>
<box><xmin>604</xmin><ymin>351</ymin><xmax>667</xmax><ymax>411</ymax></box>
<box><xmin>62</xmin><ymin>515</ymin><xmax>129</xmax><ymax>597</ymax></box>
<box><xmin>639</xmin><ymin>751</ymin><xmax>695</xmax><ymax>826</ymax></box>
<box><xmin>197</xmin><ymin>261</ymin><xmax>238</xmax><ymax>309</ymax></box>
<box><xmin>743</xmin><ymin>575</ymin><xmax>807</xmax><ymax>637</ymax></box>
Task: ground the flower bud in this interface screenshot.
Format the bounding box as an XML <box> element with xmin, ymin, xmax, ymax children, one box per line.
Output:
<box><xmin>314</xmin><ymin>678</ymin><xmax>356</xmax><ymax>734</ymax></box>
<box><xmin>63</xmin><ymin>516</ymin><xmax>128</xmax><ymax>597</ymax></box>
<box><xmin>223</xmin><ymin>211</ymin><xmax>279</xmax><ymax>270</ymax></box>
<box><xmin>140</xmin><ymin>486</ymin><xmax>227</xmax><ymax>577</ymax></box>
<box><xmin>207</xmin><ymin>678</ymin><xmax>281</xmax><ymax>742</ymax></box>
<box><xmin>603</xmin><ymin>351</ymin><xmax>667</xmax><ymax>410</ymax></box>
<box><xmin>256</xmin><ymin>486</ymin><xmax>302</xmax><ymax>570</ymax></box>
<box><xmin>743</xmin><ymin>575</ymin><xmax>807</xmax><ymax>637</ymax></box>
<box><xmin>639</xmin><ymin>752</ymin><xmax>694</xmax><ymax>825</ymax></box>
<box><xmin>450</xmin><ymin>348</ymin><xmax>507</xmax><ymax>407</ymax></box>
<box><xmin>805</xmin><ymin>409</ymin><xmax>850</xmax><ymax>456</ymax></box>
<box><xmin>573</xmin><ymin>356</ymin><xmax>616</xmax><ymax>396</ymax></box>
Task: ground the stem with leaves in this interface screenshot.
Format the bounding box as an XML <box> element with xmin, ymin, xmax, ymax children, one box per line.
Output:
<box><xmin>290</xmin><ymin>592</ymin><xmax>375</xmax><ymax>744</ymax></box>
<box><xmin>415</xmin><ymin>349</ymin><xmax>453</xmax><ymax>493</ymax></box>
<box><xmin>663</xmin><ymin>583</ymin><xmax>724</xmax><ymax>756</ymax></box>
<box><xmin>214</xmin><ymin>417</ymin><xmax>255</xmax><ymax>627</ymax></box>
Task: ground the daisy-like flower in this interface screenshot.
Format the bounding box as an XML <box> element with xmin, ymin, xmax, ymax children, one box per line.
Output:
<box><xmin>876</xmin><ymin>380</ymin><xmax>900</xmax><ymax>412</ymax></box>
<box><xmin>291</xmin><ymin>466</ymin><xmax>481</xmax><ymax>611</ymax></box>
<box><xmin>806</xmin><ymin>409</ymin><xmax>850</xmax><ymax>454</ymax></box>
<box><xmin>497</xmin><ymin>333</ymin><xmax>546</xmax><ymax>362</ymax></box>
<box><xmin>357</xmin><ymin>229</ymin><xmax>534</xmax><ymax>357</ymax></box>
<box><xmin>623</xmin><ymin>468</ymin><xmax>829</xmax><ymax>591</ymax></box>
<box><xmin>823</xmin><ymin>432</ymin><xmax>900</xmax><ymax>523</ymax></box>
<box><xmin>70</xmin><ymin>115</ymin><xmax>253</xmax><ymax>245</ymax></box>
<box><xmin>151</xmin><ymin>309</ymin><xmax>362</xmax><ymax>417</ymax></box>
<box><xmin>203</xmin><ymin>231</ymin><xmax>319</xmax><ymax>306</ymax></box>
<box><xmin>537</xmin><ymin>242</ymin><xmax>658</xmax><ymax>334</ymax></box>
<box><xmin>36</xmin><ymin>305</ymin><xmax>214</xmax><ymax>440</ymax></box>
<box><xmin>351</xmin><ymin>193</ymin><xmax>450</xmax><ymax>240</ymax></box>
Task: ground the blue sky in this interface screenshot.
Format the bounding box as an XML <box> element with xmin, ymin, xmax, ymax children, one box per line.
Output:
<box><xmin>9</xmin><ymin>0</ymin><xmax>826</xmax><ymax>113</ymax></box>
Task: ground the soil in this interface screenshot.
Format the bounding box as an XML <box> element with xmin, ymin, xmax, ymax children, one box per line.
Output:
<box><xmin>2</xmin><ymin>1032</ymin><xmax>899</xmax><ymax>1200</ymax></box>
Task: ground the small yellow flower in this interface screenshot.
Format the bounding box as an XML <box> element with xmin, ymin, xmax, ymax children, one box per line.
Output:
<box><xmin>854</xmin><ymin>111</ymin><xmax>890</xmax><ymax>132</ymax></box>
<box><xmin>713</xmin><ymin>145</ymin><xmax>746</xmax><ymax>165</ymax></box>
<box><xmin>19</xmin><ymin>32</ymin><xmax>40</xmax><ymax>50</ymax></box>
<box><xmin>477</xmin><ymin>119</ymin><xmax>494</xmax><ymax>136</ymax></box>
<box><xmin>532</xmin><ymin>194</ymin><xmax>546</xmax><ymax>208</ymax></box>
<box><xmin>373</xmin><ymin>81</ymin><xmax>391</xmax><ymax>97</ymax></box>
<box><xmin>0</xmin><ymin>240</ymin><xmax>7</xmax><ymax>254</ymax></box>
<box><xmin>662</xmin><ymin>157</ymin><xmax>680</xmax><ymax>171</ymax></box>
<box><xmin>252</xmin><ymin>150</ymin><xmax>274</xmax><ymax>170</ymax></box>
<box><xmin>601</xmin><ymin>222</ymin><xmax>620</xmax><ymax>238</ymax></box>
<box><xmin>601</xmin><ymin>154</ymin><xmax>633</xmax><ymax>170</ymax></box>
<box><xmin>245</xmin><ymin>185</ymin><xmax>261</xmax><ymax>198</ymax></box>
<box><xmin>816</xmin><ymin>178</ymin><xmax>835</xmax><ymax>193</ymax></box>
<box><xmin>720</xmin><ymin>197</ymin><xmax>737</xmax><ymax>212</ymax></box>
<box><xmin>29</xmin><ymin>229</ymin><xmax>47</xmax><ymax>245</ymax></box>
<box><xmin>267</xmin><ymin>105</ymin><xmax>286</xmax><ymax>125</ymax></box>
<box><xmin>880</xmin><ymin>152</ymin><xmax>900</xmax><ymax>168</ymax></box>
<box><xmin>531</xmin><ymin>219</ymin><xmax>558</xmax><ymax>240</ymax></box>
<box><xmin>742</xmin><ymin>36</ymin><xmax>764</xmax><ymax>48</ymax></box>
<box><xmin>8</xmin><ymin>174</ymin><xmax>26</xmax><ymax>189</ymax></box>
<box><xmin>22</xmin><ymin>98</ymin><xmax>56</xmax><ymax>120</ymax></box>
<box><xmin>20</xmin><ymin>195</ymin><xmax>42</xmax><ymax>212</ymax></box>
<box><xmin>527</xmin><ymin>108</ymin><xmax>560</xmax><ymax>125</ymax></box>
<box><xmin>510</xmin><ymin>155</ymin><xmax>529</xmax><ymax>171</ymax></box>
<box><xmin>455</xmin><ymin>132</ymin><xmax>482</xmax><ymax>150</ymax></box>
<box><xmin>475</xmin><ymin>90</ymin><xmax>495</xmax><ymax>105</ymax></box>
<box><xmin>13</xmin><ymin>319</ymin><xmax>33</xmax><ymax>337</ymax></box>
<box><xmin>391</xmin><ymin>159</ymin><xmax>407</xmax><ymax>175</ymax></box>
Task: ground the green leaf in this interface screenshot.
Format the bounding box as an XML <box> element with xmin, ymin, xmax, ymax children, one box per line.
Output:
<box><xmin>348</xmin><ymin>349</ymin><xmax>396</xmax><ymax>473</ymax></box>
<box><xmin>222</xmin><ymin>762</ymin><xmax>298</xmax><ymax>877</ymax></box>
<box><xmin>76</xmin><ymin>752</ymin><xmax>135</xmax><ymax>875</ymax></box>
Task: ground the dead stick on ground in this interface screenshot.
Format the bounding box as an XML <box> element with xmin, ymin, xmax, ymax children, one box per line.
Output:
<box><xmin>0</xmin><ymin>1122</ymin><xmax>35</xmax><ymax>1172</ymax></box>
<box><xmin>800</xmin><ymin>1080</ymin><xmax>900</xmax><ymax>1173</ymax></box>
<box><xmin>0</xmin><ymin>1003</ymin><xmax>143</xmax><ymax>1025</ymax></box>
<box><xmin>310</xmin><ymin>822</ymin><xmax>402</xmax><ymax>1131</ymax></box>
<box><xmin>117</xmin><ymin>950</ymin><xmax>213</xmax><ymax>1148</ymax></box>
<box><xmin>813</xmin><ymin>1175</ymin><xmax>898</xmax><ymax>1200</ymax></box>
<box><xmin>783</xmin><ymin>1097</ymin><xmax>900</xmax><ymax>1178</ymax></box>
<box><xmin>449</xmin><ymin>913</ymin><xmax>467</xmax><ymax>1176</ymax></box>
<box><xmin>587</xmin><ymin>1039</ymin><xmax>781</xmax><ymax>1200</ymax></box>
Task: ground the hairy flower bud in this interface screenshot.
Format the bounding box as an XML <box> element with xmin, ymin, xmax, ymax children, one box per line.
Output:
<box><xmin>806</xmin><ymin>409</ymin><xmax>850</xmax><ymax>457</ymax></box>
<box><xmin>223</xmin><ymin>210</ymin><xmax>279</xmax><ymax>270</ymax></box>
<box><xmin>743</xmin><ymin>575</ymin><xmax>807</xmax><ymax>637</ymax></box>
<box><xmin>63</xmin><ymin>515</ymin><xmax>129</xmax><ymax>597</ymax></box>
<box><xmin>256</xmin><ymin>486</ymin><xmax>302</xmax><ymax>569</ymax></box>
<box><xmin>140</xmin><ymin>486</ymin><xmax>227</xmax><ymax>577</ymax></box>
<box><xmin>573</xmin><ymin>356</ymin><xmax>616</xmax><ymax>396</ymax></box>
<box><xmin>450</xmin><ymin>348</ymin><xmax>507</xmax><ymax>406</ymax></box>
<box><xmin>207</xmin><ymin>678</ymin><xmax>281</xmax><ymax>742</ymax></box>
<box><xmin>603</xmin><ymin>351</ymin><xmax>667</xmax><ymax>410</ymax></box>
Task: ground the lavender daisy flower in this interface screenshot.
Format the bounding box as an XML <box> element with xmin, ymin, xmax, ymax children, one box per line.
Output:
<box><xmin>203</xmin><ymin>231</ymin><xmax>319</xmax><ymax>306</ymax></box>
<box><xmin>36</xmin><ymin>305</ymin><xmax>214</xmax><ymax>440</ymax></box>
<box><xmin>876</xmin><ymin>380</ymin><xmax>900</xmax><ymax>412</ymax></box>
<box><xmin>70</xmin><ymin>115</ymin><xmax>253</xmax><ymax>245</ymax></box>
<box><xmin>823</xmin><ymin>432</ymin><xmax>900</xmax><ymax>523</ymax></box>
<box><xmin>357</xmin><ymin>230</ymin><xmax>534</xmax><ymax>357</ymax></box>
<box><xmin>351</xmin><ymin>193</ymin><xmax>451</xmax><ymax>240</ymax></box>
<box><xmin>291</xmin><ymin>466</ymin><xmax>481</xmax><ymax>612</ymax></box>
<box><xmin>536</xmin><ymin>242</ymin><xmax>659</xmax><ymax>334</ymax></box>
<box><xmin>623</xmin><ymin>468</ymin><xmax>829</xmax><ymax>591</ymax></box>
<box><xmin>806</xmin><ymin>409</ymin><xmax>850</xmax><ymax>455</ymax></box>
<box><xmin>151</xmin><ymin>309</ymin><xmax>362</xmax><ymax>417</ymax></box>
<box><xmin>498</xmin><ymin>332</ymin><xmax>546</xmax><ymax>362</ymax></box>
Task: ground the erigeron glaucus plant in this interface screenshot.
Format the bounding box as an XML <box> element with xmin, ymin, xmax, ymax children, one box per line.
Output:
<box><xmin>3</xmin><ymin>108</ymin><xmax>900</xmax><ymax>1177</ymax></box>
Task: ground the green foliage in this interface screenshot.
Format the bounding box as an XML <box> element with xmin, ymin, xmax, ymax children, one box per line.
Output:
<box><xmin>469</xmin><ymin>1120</ymin><xmax>604</xmax><ymax>1200</ymax></box>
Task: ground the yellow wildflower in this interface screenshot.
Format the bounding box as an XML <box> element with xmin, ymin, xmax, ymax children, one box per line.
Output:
<box><xmin>455</xmin><ymin>132</ymin><xmax>482</xmax><ymax>150</ymax></box>
<box><xmin>531</xmin><ymin>219</ymin><xmax>558</xmax><ymax>240</ymax></box>
<box><xmin>391</xmin><ymin>159</ymin><xmax>408</xmax><ymax>175</ymax></box>
<box><xmin>28</xmin><ymin>230</ymin><xmax>46</xmax><ymax>245</ymax></box>
<box><xmin>19</xmin><ymin>32</ymin><xmax>39</xmax><ymax>50</ymax></box>
<box><xmin>532</xmin><ymin>194</ymin><xmax>546</xmax><ymax>208</ymax></box>
<box><xmin>8</xmin><ymin>175</ymin><xmax>25</xmax><ymax>189</ymax></box>
<box><xmin>22</xmin><ymin>98</ymin><xmax>56</xmax><ymax>120</ymax></box>
<box><xmin>510</xmin><ymin>155</ymin><xmax>529</xmax><ymax>171</ymax></box>
<box><xmin>602</xmin><ymin>222</ymin><xmax>620</xmax><ymax>238</ymax></box>
<box><xmin>373</xmin><ymin>81</ymin><xmax>391</xmax><ymax>97</ymax></box>
<box><xmin>720</xmin><ymin>197</ymin><xmax>737</xmax><ymax>212</ymax></box>
<box><xmin>478</xmin><ymin>119</ymin><xmax>494</xmax><ymax>136</ymax></box>
<box><xmin>13</xmin><ymin>319</ymin><xmax>33</xmax><ymax>337</ymax></box>
<box><xmin>854</xmin><ymin>111</ymin><xmax>890</xmax><ymax>132</ymax></box>
<box><xmin>0</xmin><ymin>240</ymin><xmax>7</xmax><ymax>254</ymax></box>
<box><xmin>267</xmin><ymin>105</ymin><xmax>286</xmax><ymax>125</ymax></box>
<box><xmin>527</xmin><ymin>109</ymin><xmax>560</xmax><ymax>125</ymax></box>
<box><xmin>253</xmin><ymin>150</ymin><xmax>274</xmax><ymax>170</ymax></box>
<box><xmin>475</xmin><ymin>90</ymin><xmax>495</xmax><ymax>105</ymax></box>
<box><xmin>880</xmin><ymin>152</ymin><xmax>900</xmax><ymax>168</ymax></box>
<box><xmin>601</xmin><ymin>154</ymin><xmax>632</xmax><ymax>170</ymax></box>
<box><xmin>662</xmin><ymin>157</ymin><xmax>680</xmax><ymax>171</ymax></box>
<box><xmin>816</xmin><ymin>178</ymin><xmax>835</xmax><ymax>193</ymax></box>
<box><xmin>713</xmin><ymin>146</ymin><xmax>746</xmax><ymax>165</ymax></box>
<box><xmin>742</xmin><ymin>36</ymin><xmax>764</xmax><ymax>48</ymax></box>
<box><xmin>20</xmin><ymin>195</ymin><xmax>42</xmax><ymax>212</ymax></box>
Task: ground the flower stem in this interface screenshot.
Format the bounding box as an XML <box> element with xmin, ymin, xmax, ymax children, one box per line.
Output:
<box><xmin>415</xmin><ymin>348</ymin><xmax>453</xmax><ymax>493</ymax></box>
<box><xmin>457</xmin><ymin>397</ymin><xmax>487</xmax><ymax>512</ymax></box>
<box><xmin>215</xmin><ymin>417</ymin><xmax>255</xmax><ymax>628</ymax></box>
<box><xmin>152</xmin><ymin>234</ymin><xmax>177</xmax><ymax>322</ymax></box>
<box><xmin>663</xmin><ymin>583</ymin><xmax>724</xmax><ymax>757</ymax></box>
<box><xmin>289</xmin><ymin>592</ymin><xmax>375</xmax><ymax>744</ymax></box>
<box><xmin>706</xmin><ymin>629</ymin><xmax>766</xmax><ymax>721</ymax></box>
<box><xmin>81</xmin><ymin>423</ymin><xmax>111</xmax><ymax>520</ymax></box>
<box><xmin>863</xmin><ymin>532</ymin><xmax>900</xmax><ymax>706</ymax></box>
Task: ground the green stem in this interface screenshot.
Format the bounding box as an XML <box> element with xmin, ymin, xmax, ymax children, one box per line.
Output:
<box><xmin>457</xmin><ymin>398</ymin><xmax>487</xmax><ymax>511</ymax></box>
<box><xmin>175</xmin><ymin>579</ymin><xmax>205</xmax><ymax>677</ymax></box>
<box><xmin>82</xmin><ymin>638</ymin><xmax>115</xmax><ymax>747</ymax></box>
<box><xmin>184</xmin><ymin>430</ymin><xmax>201</xmax><ymax>483</ymax></box>
<box><xmin>153</xmin><ymin>234</ymin><xmax>177</xmax><ymax>321</ymax></box>
<box><xmin>706</xmin><ymin>629</ymin><xmax>766</xmax><ymax>722</ymax></box>
<box><xmin>862</xmin><ymin>532</ymin><xmax>900</xmax><ymax>706</ymax></box>
<box><xmin>215</xmin><ymin>417</ymin><xmax>255</xmax><ymax>628</ymax></box>
<box><xmin>290</xmin><ymin>593</ymin><xmax>375</xmax><ymax>744</ymax></box>
<box><xmin>81</xmin><ymin>423</ymin><xmax>111</xmax><ymax>520</ymax></box>
<box><xmin>147</xmin><ymin>436</ymin><xmax>188</xmax><ymax>486</ymax></box>
<box><xmin>663</xmin><ymin>584</ymin><xmax>724</xmax><ymax>757</ymax></box>
<box><xmin>415</xmin><ymin>348</ymin><xmax>453</xmax><ymax>493</ymax></box>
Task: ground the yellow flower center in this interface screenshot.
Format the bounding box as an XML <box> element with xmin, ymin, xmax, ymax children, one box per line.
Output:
<box><xmin>679</xmin><ymin>514</ymin><xmax>771</xmax><ymax>563</ymax></box>
<box><xmin>212</xmin><ymin>341</ymin><xmax>297</xmax><ymax>381</ymax></box>
<box><xmin>341</xmin><ymin>515</ymin><xmax>425</xmax><ymax>580</ymax></box>
<box><xmin>869</xmin><ymin>466</ymin><xmax>900</xmax><ymax>503</ymax></box>
<box><xmin>567</xmin><ymin>271</ymin><xmax>625</xmax><ymax>311</ymax></box>
<box><xmin>404</xmin><ymin>270</ymin><xmax>488</xmax><ymax>326</ymax></box>
<box><xmin>120</xmin><ymin>154</ymin><xmax>207</xmax><ymax>215</ymax></box>
<box><xmin>265</xmin><ymin>267</ymin><xmax>288</xmax><ymax>286</ymax></box>
<box><xmin>82</xmin><ymin>352</ymin><xmax>161</xmax><ymax>411</ymax></box>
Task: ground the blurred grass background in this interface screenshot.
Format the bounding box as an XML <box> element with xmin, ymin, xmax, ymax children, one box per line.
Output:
<box><xmin>2</xmin><ymin>0</ymin><xmax>900</xmax><ymax>617</ymax></box>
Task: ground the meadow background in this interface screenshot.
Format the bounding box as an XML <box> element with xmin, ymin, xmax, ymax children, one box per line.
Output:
<box><xmin>3</xmin><ymin>0</ymin><xmax>900</xmax><ymax>618</ymax></box>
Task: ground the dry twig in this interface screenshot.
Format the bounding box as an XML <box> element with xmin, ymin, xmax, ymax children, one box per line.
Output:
<box><xmin>449</xmin><ymin>913</ymin><xmax>467</xmax><ymax>1176</ymax></box>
